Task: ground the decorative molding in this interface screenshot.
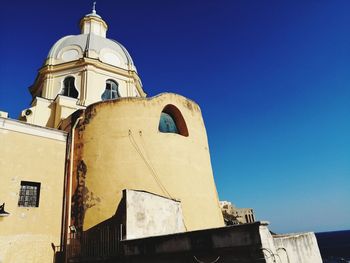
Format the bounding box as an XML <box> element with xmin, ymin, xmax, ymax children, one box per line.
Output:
<box><xmin>40</xmin><ymin>58</ymin><xmax>146</xmax><ymax>97</ymax></box>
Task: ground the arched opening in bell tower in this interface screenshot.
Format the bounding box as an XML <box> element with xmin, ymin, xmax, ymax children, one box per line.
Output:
<box><xmin>62</xmin><ymin>76</ymin><xmax>79</xmax><ymax>99</ymax></box>
<box><xmin>101</xmin><ymin>79</ymin><xmax>120</xmax><ymax>100</ymax></box>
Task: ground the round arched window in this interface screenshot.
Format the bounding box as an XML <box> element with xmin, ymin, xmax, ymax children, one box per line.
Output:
<box><xmin>158</xmin><ymin>105</ymin><xmax>189</xmax><ymax>136</ymax></box>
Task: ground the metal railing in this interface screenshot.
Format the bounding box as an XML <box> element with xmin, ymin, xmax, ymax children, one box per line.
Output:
<box><xmin>66</xmin><ymin>223</ymin><xmax>121</xmax><ymax>262</ymax></box>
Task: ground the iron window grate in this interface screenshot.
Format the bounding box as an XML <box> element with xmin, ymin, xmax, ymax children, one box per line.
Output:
<box><xmin>18</xmin><ymin>181</ymin><xmax>41</xmax><ymax>207</ymax></box>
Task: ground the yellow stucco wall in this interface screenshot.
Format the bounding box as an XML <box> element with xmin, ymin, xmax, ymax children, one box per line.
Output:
<box><xmin>0</xmin><ymin>120</ymin><xmax>67</xmax><ymax>263</ymax></box>
<box><xmin>72</xmin><ymin>93</ymin><xmax>225</xmax><ymax>232</ymax></box>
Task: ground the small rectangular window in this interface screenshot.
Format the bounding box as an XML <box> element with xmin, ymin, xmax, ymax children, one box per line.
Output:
<box><xmin>18</xmin><ymin>181</ymin><xmax>41</xmax><ymax>207</ymax></box>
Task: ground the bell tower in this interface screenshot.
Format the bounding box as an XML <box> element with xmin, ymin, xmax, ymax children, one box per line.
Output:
<box><xmin>20</xmin><ymin>5</ymin><xmax>146</xmax><ymax>128</ymax></box>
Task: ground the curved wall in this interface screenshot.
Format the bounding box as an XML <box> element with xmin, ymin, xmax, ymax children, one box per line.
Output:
<box><xmin>72</xmin><ymin>93</ymin><xmax>224</xmax><ymax>231</ymax></box>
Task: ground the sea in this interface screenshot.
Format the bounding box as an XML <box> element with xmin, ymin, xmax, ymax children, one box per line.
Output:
<box><xmin>316</xmin><ymin>230</ymin><xmax>350</xmax><ymax>263</ymax></box>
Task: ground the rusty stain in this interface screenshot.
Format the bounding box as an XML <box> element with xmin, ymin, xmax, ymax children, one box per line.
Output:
<box><xmin>84</xmin><ymin>187</ymin><xmax>101</xmax><ymax>209</ymax></box>
<box><xmin>71</xmin><ymin>108</ymin><xmax>101</xmax><ymax>232</ymax></box>
<box><xmin>71</xmin><ymin>160</ymin><xmax>87</xmax><ymax>232</ymax></box>
<box><xmin>83</xmin><ymin>106</ymin><xmax>97</xmax><ymax>126</ymax></box>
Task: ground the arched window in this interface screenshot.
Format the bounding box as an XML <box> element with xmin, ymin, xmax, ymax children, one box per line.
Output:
<box><xmin>159</xmin><ymin>112</ymin><xmax>179</xmax><ymax>133</ymax></box>
<box><xmin>62</xmin><ymin>77</ymin><xmax>78</xmax><ymax>98</ymax></box>
<box><xmin>158</xmin><ymin>104</ymin><xmax>189</xmax><ymax>137</ymax></box>
<box><xmin>101</xmin><ymin>79</ymin><xmax>119</xmax><ymax>100</ymax></box>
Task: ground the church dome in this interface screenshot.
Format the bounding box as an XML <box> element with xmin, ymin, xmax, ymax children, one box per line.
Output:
<box><xmin>45</xmin><ymin>7</ymin><xmax>137</xmax><ymax>72</ymax></box>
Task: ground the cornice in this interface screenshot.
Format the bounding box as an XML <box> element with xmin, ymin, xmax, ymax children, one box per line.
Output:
<box><xmin>79</xmin><ymin>16</ymin><xmax>108</xmax><ymax>30</ymax></box>
<box><xmin>0</xmin><ymin>117</ymin><xmax>67</xmax><ymax>142</ymax></box>
<box><xmin>37</xmin><ymin>58</ymin><xmax>146</xmax><ymax>97</ymax></box>
<box><xmin>39</xmin><ymin>58</ymin><xmax>136</xmax><ymax>79</ymax></box>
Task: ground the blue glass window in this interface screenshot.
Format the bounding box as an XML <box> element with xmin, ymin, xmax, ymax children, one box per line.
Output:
<box><xmin>159</xmin><ymin>112</ymin><xmax>179</xmax><ymax>134</ymax></box>
<box><xmin>101</xmin><ymin>80</ymin><xmax>119</xmax><ymax>100</ymax></box>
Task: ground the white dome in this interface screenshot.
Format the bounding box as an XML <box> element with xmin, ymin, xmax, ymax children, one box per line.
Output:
<box><xmin>46</xmin><ymin>34</ymin><xmax>137</xmax><ymax>71</ymax></box>
<box><xmin>45</xmin><ymin>11</ymin><xmax>137</xmax><ymax>72</ymax></box>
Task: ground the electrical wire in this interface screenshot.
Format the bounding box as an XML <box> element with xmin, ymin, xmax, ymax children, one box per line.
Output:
<box><xmin>261</xmin><ymin>247</ymin><xmax>277</xmax><ymax>262</ymax></box>
<box><xmin>128</xmin><ymin>129</ymin><xmax>172</xmax><ymax>199</ymax></box>
<box><xmin>139</xmin><ymin>130</ymin><xmax>191</xmax><ymax>232</ymax></box>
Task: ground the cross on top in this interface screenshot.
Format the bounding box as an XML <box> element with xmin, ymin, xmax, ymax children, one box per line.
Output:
<box><xmin>92</xmin><ymin>2</ymin><xmax>97</xmax><ymax>14</ymax></box>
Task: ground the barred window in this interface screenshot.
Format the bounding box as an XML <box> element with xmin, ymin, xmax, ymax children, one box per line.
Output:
<box><xmin>18</xmin><ymin>181</ymin><xmax>41</xmax><ymax>207</ymax></box>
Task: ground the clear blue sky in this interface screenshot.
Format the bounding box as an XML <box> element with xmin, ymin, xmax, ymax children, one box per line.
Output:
<box><xmin>1</xmin><ymin>0</ymin><xmax>349</xmax><ymax>233</ymax></box>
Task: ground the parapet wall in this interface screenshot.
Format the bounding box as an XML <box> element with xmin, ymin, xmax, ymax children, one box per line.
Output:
<box><xmin>259</xmin><ymin>222</ymin><xmax>322</xmax><ymax>263</ymax></box>
<box><xmin>273</xmin><ymin>232</ymin><xmax>322</xmax><ymax>263</ymax></box>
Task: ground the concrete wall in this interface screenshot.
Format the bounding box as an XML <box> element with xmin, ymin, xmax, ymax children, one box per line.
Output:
<box><xmin>0</xmin><ymin>118</ymin><xmax>67</xmax><ymax>263</ymax></box>
<box><xmin>273</xmin><ymin>232</ymin><xmax>322</xmax><ymax>263</ymax></box>
<box><xmin>71</xmin><ymin>93</ymin><xmax>225</xmax><ymax>232</ymax></box>
<box><xmin>122</xmin><ymin>223</ymin><xmax>264</xmax><ymax>263</ymax></box>
<box><xmin>259</xmin><ymin>222</ymin><xmax>322</xmax><ymax>263</ymax></box>
<box><xmin>125</xmin><ymin>190</ymin><xmax>186</xmax><ymax>239</ymax></box>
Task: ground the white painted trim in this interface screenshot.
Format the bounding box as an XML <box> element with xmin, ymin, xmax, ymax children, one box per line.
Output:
<box><xmin>0</xmin><ymin>117</ymin><xmax>67</xmax><ymax>142</ymax></box>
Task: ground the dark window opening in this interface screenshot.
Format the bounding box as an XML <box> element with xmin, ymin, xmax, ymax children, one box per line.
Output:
<box><xmin>158</xmin><ymin>104</ymin><xmax>189</xmax><ymax>137</ymax></box>
<box><xmin>18</xmin><ymin>181</ymin><xmax>41</xmax><ymax>207</ymax></box>
<box><xmin>101</xmin><ymin>79</ymin><xmax>119</xmax><ymax>100</ymax></box>
<box><xmin>62</xmin><ymin>77</ymin><xmax>79</xmax><ymax>98</ymax></box>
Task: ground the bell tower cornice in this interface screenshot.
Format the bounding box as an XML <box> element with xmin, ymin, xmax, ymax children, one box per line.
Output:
<box><xmin>31</xmin><ymin>57</ymin><xmax>146</xmax><ymax>99</ymax></box>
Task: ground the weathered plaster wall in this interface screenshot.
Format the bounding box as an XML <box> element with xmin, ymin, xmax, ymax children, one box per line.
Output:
<box><xmin>273</xmin><ymin>232</ymin><xmax>322</xmax><ymax>263</ymax></box>
<box><xmin>22</xmin><ymin>97</ymin><xmax>55</xmax><ymax>127</ymax></box>
<box><xmin>259</xmin><ymin>222</ymin><xmax>322</xmax><ymax>263</ymax></box>
<box><xmin>125</xmin><ymin>190</ymin><xmax>186</xmax><ymax>239</ymax></box>
<box><xmin>259</xmin><ymin>222</ymin><xmax>278</xmax><ymax>263</ymax></box>
<box><xmin>72</xmin><ymin>93</ymin><xmax>225</xmax><ymax>232</ymax></box>
<box><xmin>0</xmin><ymin>118</ymin><xmax>67</xmax><ymax>263</ymax></box>
<box><xmin>0</xmin><ymin>235</ymin><xmax>55</xmax><ymax>263</ymax></box>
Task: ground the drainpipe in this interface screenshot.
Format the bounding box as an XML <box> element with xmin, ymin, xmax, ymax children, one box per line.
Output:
<box><xmin>67</xmin><ymin>116</ymin><xmax>83</xmax><ymax>237</ymax></box>
<box><xmin>62</xmin><ymin>116</ymin><xmax>83</xmax><ymax>263</ymax></box>
<box><xmin>60</xmin><ymin>131</ymin><xmax>71</xmax><ymax>249</ymax></box>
